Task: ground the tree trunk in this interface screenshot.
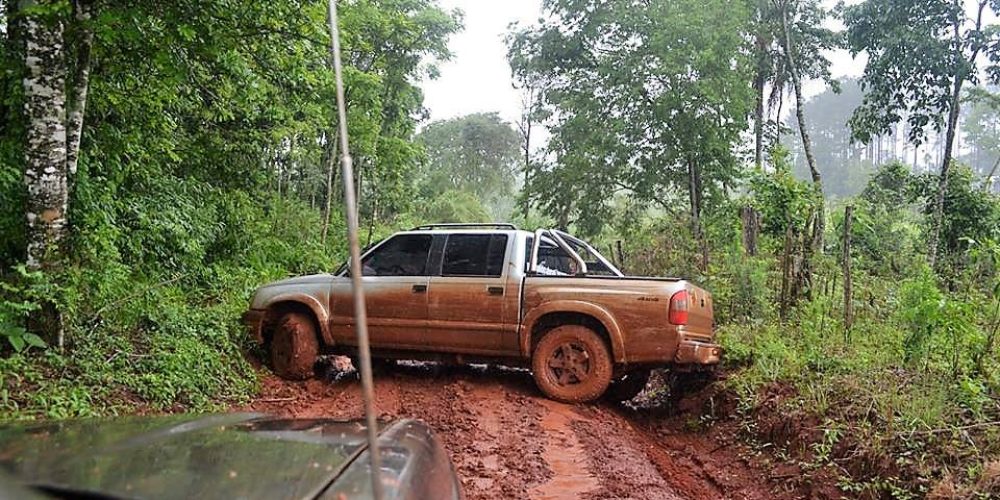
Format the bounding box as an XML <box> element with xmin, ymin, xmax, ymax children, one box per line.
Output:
<box><xmin>843</xmin><ymin>205</ymin><xmax>854</xmax><ymax>337</ymax></box>
<box><xmin>22</xmin><ymin>0</ymin><xmax>68</xmax><ymax>346</ymax></box>
<box><xmin>780</xmin><ymin>1</ymin><xmax>824</xmax><ymax>252</ymax></box>
<box><xmin>321</xmin><ymin>129</ymin><xmax>339</xmax><ymax>244</ymax></box>
<box><xmin>929</xmin><ymin>73</ymin><xmax>964</xmax><ymax>266</ymax></box>
<box><xmin>366</xmin><ymin>160</ymin><xmax>377</xmax><ymax>247</ymax></box>
<box><xmin>65</xmin><ymin>0</ymin><xmax>92</xmax><ymax>178</ymax></box>
<box><xmin>753</xmin><ymin>46</ymin><xmax>766</xmax><ymax>170</ymax></box>
<box><xmin>984</xmin><ymin>155</ymin><xmax>1000</xmax><ymax>192</ymax></box>
<box><xmin>775</xmin><ymin>89</ymin><xmax>784</xmax><ymax>145</ymax></box>
<box><xmin>741</xmin><ymin>205</ymin><xmax>761</xmax><ymax>256</ymax></box>
<box><xmin>23</xmin><ymin>1</ymin><xmax>68</xmax><ymax>270</ymax></box>
<box><xmin>687</xmin><ymin>156</ymin><xmax>708</xmax><ymax>271</ymax></box>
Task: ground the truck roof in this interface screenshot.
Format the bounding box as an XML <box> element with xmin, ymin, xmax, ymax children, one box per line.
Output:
<box><xmin>403</xmin><ymin>223</ymin><xmax>533</xmax><ymax>238</ymax></box>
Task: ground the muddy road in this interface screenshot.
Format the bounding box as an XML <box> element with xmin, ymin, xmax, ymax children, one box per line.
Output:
<box><xmin>242</xmin><ymin>362</ymin><xmax>792</xmax><ymax>500</ymax></box>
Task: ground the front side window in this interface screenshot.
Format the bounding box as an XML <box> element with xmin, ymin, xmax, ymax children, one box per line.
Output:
<box><xmin>361</xmin><ymin>234</ymin><xmax>433</xmax><ymax>276</ymax></box>
<box><xmin>442</xmin><ymin>234</ymin><xmax>508</xmax><ymax>277</ymax></box>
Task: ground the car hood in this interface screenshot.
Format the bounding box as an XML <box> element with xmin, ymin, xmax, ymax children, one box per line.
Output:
<box><xmin>0</xmin><ymin>413</ymin><xmax>459</xmax><ymax>500</ymax></box>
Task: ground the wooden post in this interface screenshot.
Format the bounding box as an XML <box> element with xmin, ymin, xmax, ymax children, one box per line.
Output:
<box><xmin>843</xmin><ymin>205</ymin><xmax>854</xmax><ymax>336</ymax></box>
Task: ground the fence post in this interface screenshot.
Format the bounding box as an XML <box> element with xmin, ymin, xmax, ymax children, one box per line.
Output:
<box><xmin>843</xmin><ymin>205</ymin><xmax>854</xmax><ymax>337</ymax></box>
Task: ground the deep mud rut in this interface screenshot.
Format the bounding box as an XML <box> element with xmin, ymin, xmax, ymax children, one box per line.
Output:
<box><xmin>240</xmin><ymin>362</ymin><xmax>794</xmax><ymax>500</ymax></box>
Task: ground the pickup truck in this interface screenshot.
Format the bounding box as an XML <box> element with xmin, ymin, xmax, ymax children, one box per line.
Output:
<box><xmin>243</xmin><ymin>224</ymin><xmax>720</xmax><ymax>403</ymax></box>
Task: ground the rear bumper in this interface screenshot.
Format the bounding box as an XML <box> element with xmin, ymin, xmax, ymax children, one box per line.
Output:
<box><xmin>241</xmin><ymin>309</ymin><xmax>266</xmax><ymax>344</ymax></box>
<box><xmin>673</xmin><ymin>339</ymin><xmax>722</xmax><ymax>365</ymax></box>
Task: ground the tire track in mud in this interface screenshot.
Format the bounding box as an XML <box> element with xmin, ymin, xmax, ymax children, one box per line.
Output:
<box><xmin>241</xmin><ymin>362</ymin><xmax>779</xmax><ymax>500</ymax></box>
<box><xmin>531</xmin><ymin>400</ymin><xmax>601</xmax><ymax>499</ymax></box>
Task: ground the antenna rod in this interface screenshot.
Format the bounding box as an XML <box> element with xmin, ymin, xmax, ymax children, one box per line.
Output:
<box><xmin>326</xmin><ymin>1</ymin><xmax>383</xmax><ymax>498</ymax></box>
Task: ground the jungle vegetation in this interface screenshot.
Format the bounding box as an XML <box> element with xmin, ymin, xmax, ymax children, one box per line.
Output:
<box><xmin>2</xmin><ymin>0</ymin><xmax>1000</xmax><ymax>496</ymax></box>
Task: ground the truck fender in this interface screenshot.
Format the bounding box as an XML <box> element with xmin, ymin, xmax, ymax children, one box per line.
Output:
<box><xmin>263</xmin><ymin>293</ymin><xmax>333</xmax><ymax>345</ymax></box>
<box><xmin>521</xmin><ymin>300</ymin><xmax>627</xmax><ymax>363</ymax></box>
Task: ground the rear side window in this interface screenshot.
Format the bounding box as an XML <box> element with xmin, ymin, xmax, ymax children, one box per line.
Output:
<box><xmin>362</xmin><ymin>234</ymin><xmax>433</xmax><ymax>276</ymax></box>
<box><xmin>442</xmin><ymin>234</ymin><xmax>508</xmax><ymax>277</ymax></box>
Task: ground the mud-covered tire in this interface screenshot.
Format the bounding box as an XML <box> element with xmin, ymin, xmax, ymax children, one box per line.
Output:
<box><xmin>607</xmin><ymin>369</ymin><xmax>651</xmax><ymax>402</ymax></box>
<box><xmin>531</xmin><ymin>324</ymin><xmax>613</xmax><ymax>403</ymax></box>
<box><xmin>270</xmin><ymin>311</ymin><xmax>319</xmax><ymax>380</ymax></box>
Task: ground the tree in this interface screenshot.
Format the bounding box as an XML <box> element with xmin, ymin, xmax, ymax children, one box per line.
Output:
<box><xmin>787</xmin><ymin>80</ymin><xmax>881</xmax><ymax>197</ymax></box>
<box><xmin>749</xmin><ymin>0</ymin><xmax>838</xmax><ymax>173</ymax></box>
<box><xmin>508</xmin><ymin>0</ymin><xmax>753</xmax><ymax>261</ymax></box>
<box><xmin>844</xmin><ymin>0</ymin><xmax>997</xmax><ymax>265</ymax></box>
<box><xmin>415</xmin><ymin>112</ymin><xmax>522</xmax><ymax>218</ymax></box>
<box><xmin>17</xmin><ymin>0</ymin><xmax>93</xmax><ymax>346</ymax></box>
<box><xmin>772</xmin><ymin>0</ymin><xmax>839</xmax><ymax>251</ymax></box>
<box><xmin>961</xmin><ymin>86</ymin><xmax>1000</xmax><ymax>190</ymax></box>
<box><xmin>20</xmin><ymin>0</ymin><xmax>92</xmax><ymax>273</ymax></box>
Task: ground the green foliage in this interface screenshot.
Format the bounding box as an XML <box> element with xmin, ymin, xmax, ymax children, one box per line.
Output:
<box><xmin>414</xmin><ymin>189</ymin><xmax>493</xmax><ymax>224</ymax></box>
<box><xmin>509</xmin><ymin>0</ymin><xmax>753</xmax><ymax>233</ymax></box>
<box><xmin>415</xmin><ymin>112</ymin><xmax>522</xmax><ymax>219</ymax></box>
<box><xmin>0</xmin><ymin>266</ymin><xmax>56</xmax><ymax>353</ymax></box>
<box><xmin>0</xmin><ymin>0</ymin><xmax>460</xmax><ymax>420</ymax></box>
<box><xmin>912</xmin><ymin>166</ymin><xmax>1000</xmax><ymax>257</ymax></box>
<box><xmin>749</xmin><ymin>146</ymin><xmax>820</xmax><ymax>236</ymax></box>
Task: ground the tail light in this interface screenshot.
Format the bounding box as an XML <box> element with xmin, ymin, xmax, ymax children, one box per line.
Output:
<box><xmin>669</xmin><ymin>290</ymin><xmax>689</xmax><ymax>325</ymax></box>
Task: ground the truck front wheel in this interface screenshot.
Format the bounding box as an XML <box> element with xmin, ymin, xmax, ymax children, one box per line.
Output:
<box><xmin>531</xmin><ymin>325</ymin><xmax>613</xmax><ymax>403</ymax></box>
<box><xmin>270</xmin><ymin>311</ymin><xmax>319</xmax><ymax>380</ymax></box>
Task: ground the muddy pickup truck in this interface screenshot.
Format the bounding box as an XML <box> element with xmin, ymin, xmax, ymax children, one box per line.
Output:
<box><xmin>243</xmin><ymin>224</ymin><xmax>720</xmax><ymax>403</ymax></box>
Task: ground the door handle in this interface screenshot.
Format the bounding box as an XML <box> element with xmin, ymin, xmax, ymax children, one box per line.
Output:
<box><xmin>487</xmin><ymin>286</ymin><xmax>504</xmax><ymax>296</ymax></box>
<box><xmin>412</xmin><ymin>284</ymin><xmax>427</xmax><ymax>293</ymax></box>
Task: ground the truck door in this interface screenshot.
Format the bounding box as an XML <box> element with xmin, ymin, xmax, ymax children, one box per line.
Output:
<box><xmin>329</xmin><ymin>233</ymin><xmax>432</xmax><ymax>347</ymax></box>
<box><xmin>423</xmin><ymin>233</ymin><xmax>516</xmax><ymax>353</ymax></box>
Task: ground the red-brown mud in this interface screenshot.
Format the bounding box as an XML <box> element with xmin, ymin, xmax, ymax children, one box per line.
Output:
<box><xmin>239</xmin><ymin>362</ymin><xmax>805</xmax><ymax>499</ymax></box>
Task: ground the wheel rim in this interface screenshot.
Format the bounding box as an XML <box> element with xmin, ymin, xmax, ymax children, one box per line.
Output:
<box><xmin>547</xmin><ymin>341</ymin><xmax>592</xmax><ymax>386</ymax></box>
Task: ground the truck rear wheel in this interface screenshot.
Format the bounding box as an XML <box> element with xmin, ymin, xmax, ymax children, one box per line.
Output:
<box><xmin>531</xmin><ymin>325</ymin><xmax>613</xmax><ymax>403</ymax></box>
<box><xmin>270</xmin><ymin>311</ymin><xmax>319</xmax><ymax>380</ymax></box>
<box><xmin>607</xmin><ymin>369</ymin><xmax>651</xmax><ymax>402</ymax></box>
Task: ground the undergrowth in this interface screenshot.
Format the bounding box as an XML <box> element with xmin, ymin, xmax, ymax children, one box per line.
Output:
<box><xmin>716</xmin><ymin>265</ymin><xmax>1000</xmax><ymax>498</ymax></box>
<box><xmin>0</xmin><ymin>195</ymin><xmax>346</xmax><ymax>420</ymax></box>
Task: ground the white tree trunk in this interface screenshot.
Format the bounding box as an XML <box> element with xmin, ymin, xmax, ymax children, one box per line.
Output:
<box><xmin>66</xmin><ymin>0</ymin><xmax>93</xmax><ymax>177</ymax></box>
<box><xmin>22</xmin><ymin>0</ymin><xmax>68</xmax><ymax>271</ymax></box>
<box><xmin>321</xmin><ymin>129</ymin><xmax>339</xmax><ymax>244</ymax></box>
